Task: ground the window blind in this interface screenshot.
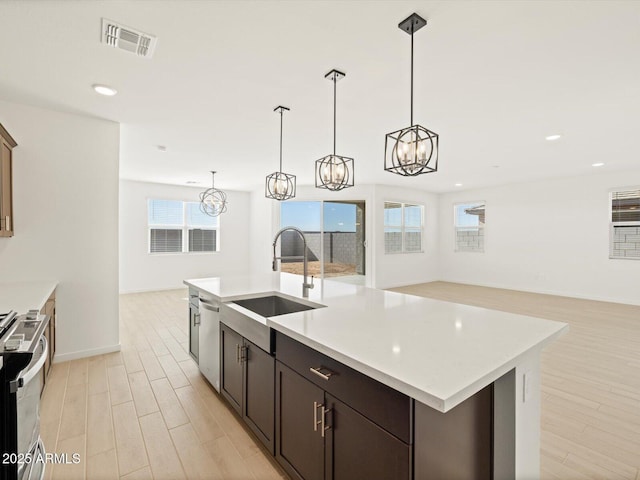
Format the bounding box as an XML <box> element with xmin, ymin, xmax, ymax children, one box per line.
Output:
<box><xmin>150</xmin><ymin>229</ymin><xmax>182</xmax><ymax>253</ymax></box>
<box><xmin>147</xmin><ymin>199</ymin><xmax>218</xmax><ymax>253</ymax></box>
<box><xmin>610</xmin><ymin>189</ymin><xmax>640</xmax><ymax>259</ymax></box>
<box><xmin>148</xmin><ymin>199</ymin><xmax>183</xmax><ymax>226</ymax></box>
<box><xmin>611</xmin><ymin>189</ymin><xmax>640</xmax><ymax>223</ymax></box>
<box><xmin>189</xmin><ymin>229</ymin><xmax>216</xmax><ymax>252</ymax></box>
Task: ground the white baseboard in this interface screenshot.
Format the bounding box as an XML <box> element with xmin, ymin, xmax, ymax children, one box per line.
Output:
<box><xmin>53</xmin><ymin>343</ymin><xmax>121</xmax><ymax>363</ymax></box>
<box><xmin>119</xmin><ymin>286</ymin><xmax>188</xmax><ymax>294</ymax></box>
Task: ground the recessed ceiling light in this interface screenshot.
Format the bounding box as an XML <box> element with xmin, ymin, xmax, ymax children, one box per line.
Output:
<box><xmin>545</xmin><ymin>134</ymin><xmax>562</xmax><ymax>141</ymax></box>
<box><xmin>455</xmin><ymin>183</ymin><xmax>463</xmax><ymax>187</ymax></box>
<box><xmin>186</xmin><ymin>181</ymin><xmax>198</xmax><ymax>184</ymax></box>
<box><xmin>492</xmin><ymin>165</ymin><xmax>500</xmax><ymax>168</ymax></box>
<box><xmin>592</xmin><ymin>162</ymin><xmax>605</xmax><ymax>167</ymax></box>
<box><xmin>92</xmin><ymin>84</ymin><xmax>117</xmax><ymax>96</ymax></box>
<box><xmin>157</xmin><ymin>145</ymin><xmax>167</xmax><ymax>152</ymax></box>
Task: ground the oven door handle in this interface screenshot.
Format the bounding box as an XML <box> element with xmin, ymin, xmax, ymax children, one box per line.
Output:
<box><xmin>22</xmin><ymin>437</ymin><xmax>46</xmax><ymax>480</ymax></box>
<box><xmin>20</xmin><ymin>336</ymin><xmax>48</xmax><ymax>386</ymax></box>
<box><xmin>34</xmin><ymin>438</ymin><xmax>46</xmax><ymax>480</ymax></box>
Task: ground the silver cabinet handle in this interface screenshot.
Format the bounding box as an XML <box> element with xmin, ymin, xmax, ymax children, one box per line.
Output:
<box><xmin>313</xmin><ymin>401</ymin><xmax>323</xmax><ymax>432</ymax></box>
<box><xmin>310</xmin><ymin>366</ymin><xmax>333</xmax><ymax>381</ymax></box>
<box><xmin>193</xmin><ymin>313</ymin><xmax>200</xmax><ymax>326</ymax></box>
<box><xmin>5</xmin><ymin>216</ymin><xmax>10</xmax><ymax>231</ymax></box>
<box><xmin>321</xmin><ymin>405</ymin><xmax>331</xmax><ymax>438</ymax></box>
<box><xmin>236</xmin><ymin>344</ymin><xmax>246</xmax><ymax>363</ymax></box>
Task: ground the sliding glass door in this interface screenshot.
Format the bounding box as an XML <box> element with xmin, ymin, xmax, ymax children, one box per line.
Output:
<box><xmin>280</xmin><ymin>200</ymin><xmax>365</xmax><ymax>283</ymax></box>
<box><xmin>323</xmin><ymin>201</ymin><xmax>365</xmax><ymax>280</ymax></box>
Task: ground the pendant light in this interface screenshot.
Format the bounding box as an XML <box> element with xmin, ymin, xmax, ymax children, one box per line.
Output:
<box><xmin>266</xmin><ymin>106</ymin><xmax>296</xmax><ymax>201</ymax></box>
<box><xmin>199</xmin><ymin>171</ymin><xmax>228</xmax><ymax>216</ymax></box>
<box><xmin>315</xmin><ymin>69</ymin><xmax>354</xmax><ymax>191</ymax></box>
<box><xmin>384</xmin><ymin>13</ymin><xmax>439</xmax><ymax>176</ymax></box>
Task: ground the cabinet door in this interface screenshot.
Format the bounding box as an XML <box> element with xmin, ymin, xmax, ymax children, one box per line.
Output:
<box><xmin>324</xmin><ymin>393</ymin><xmax>410</xmax><ymax>480</ymax></box>
<box><xmin>220</xmin><ymin>323</ymin><xmax>243</xmax><ymax>414</ymax></box>
<box><xmin>243</xmin><ymin>339</ymin><xmax>275</xmax><ymax>454</ymax></box>
<box><xmin>276</xmin><ymin>361</ymin><xmax>324</xmax><ymax>480</ymax></box>
<box><xmin>0</xmin><ymin>139</ymin><xmax>12</xmax><ymax>236</ymax></box>
<box><xmin>189</xmin><ymin>305</ymin><xmax>199</xmax><ymax>362</ymax></box>
<box><xmin>49</xmin><ymin>300</ymin><xmax>56</xmax><ymax>366</ymax></box>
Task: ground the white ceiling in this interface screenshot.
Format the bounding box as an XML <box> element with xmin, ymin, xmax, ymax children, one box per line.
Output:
<box><xmin>0</xmin><ymin>1</ymin><xmax>638</xmax><ymax>193</ymax></box>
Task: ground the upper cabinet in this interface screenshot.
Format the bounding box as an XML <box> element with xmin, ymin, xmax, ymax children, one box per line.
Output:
<box><xmin>0</xmin><ymin>122</ymin><xmax>17</xmax><ymax>237</ymax></box>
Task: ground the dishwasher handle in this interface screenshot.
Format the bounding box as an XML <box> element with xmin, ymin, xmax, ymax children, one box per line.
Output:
<box><xmin>199</xmin><ymin>298</ymin><xmax>220</xmax><ymax>313</ymax></box>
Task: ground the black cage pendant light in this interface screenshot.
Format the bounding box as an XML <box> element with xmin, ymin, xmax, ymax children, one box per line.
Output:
<box><xmin>266</xmin><ymin>106</ymin><xmax>296</xmax><ymax>201</ymax></box>
<box><xmin>199</xmin><ymin>171</ymin><xmax>228</xmax><ymax>216</ymax></box>
<box><xmin>315</xmin><ymin>69</ymin><xmax>354</xmax><ymax>191</ymax></box>
<box><xmin>384</xmin><ymin>13</ymin><xmax>439</xmax><ymax>176</ymax></box>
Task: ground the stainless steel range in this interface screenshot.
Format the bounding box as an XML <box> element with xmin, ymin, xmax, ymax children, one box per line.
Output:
<box><xmin>1</xmin><ymin>310</ymin><xmax>49</xmax><ymax>480</ymax></box>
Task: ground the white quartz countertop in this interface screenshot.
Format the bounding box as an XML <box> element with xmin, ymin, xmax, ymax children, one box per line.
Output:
<box><xmin>0</xmin><ymin>281</ymin><xmax>57</xmax><ymax>315</ymax></box>
<box><xmin>185</xmin><ymin>273</ymin><xmax>568</xmax><ymax>412</ymax></box>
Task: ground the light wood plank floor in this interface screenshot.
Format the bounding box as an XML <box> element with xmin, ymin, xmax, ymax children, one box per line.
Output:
<box><xmin>41</xmin><ymin>283</ymin><xmax>640</xmax><ymax>479</ymax></box>
<box><xmin>391</xmin><ymin>282</ymin><xmax>640</xmax><ymax>480</ymax></box>
<box><xmin>40</xmin><ymin>290</ymin><xmax>287</xmax><ymax>480</ymax></box>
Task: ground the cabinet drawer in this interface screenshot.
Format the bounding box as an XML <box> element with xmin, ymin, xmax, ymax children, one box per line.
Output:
<box><xmin>275</xmin><ymin>332</ymin><xmax>411</xmax><ymax>443</ymax></box>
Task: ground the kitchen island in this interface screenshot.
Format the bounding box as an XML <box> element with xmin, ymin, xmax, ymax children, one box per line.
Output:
<box><xmin>185</xmin><ymin>273</ymin><xmax>567</xmax><ymax>480</ymax></box>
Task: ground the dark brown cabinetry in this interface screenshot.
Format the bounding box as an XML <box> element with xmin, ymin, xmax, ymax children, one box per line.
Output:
<box><xmin>220</xmin><ymin>323</ymin><xmax>243</xmax><ymax>412</ymax></box>
<box><xmin>188</xmin><ymin>288</ymin><xmax>199</xmax><ymax>363</ymax></box>
<box><xmin>414</xmin><ymin>384</ymin><xmax>493</xmax><ymax>480</ymax></box>
<box><xmin>0</xmin><ymin>122</ymin><xmax>17</xmax><ymax>237</ymax></box>
<box><xmin>220</xmin><ymin>322</ymin><xmax>275</xmax><ymax>453</ymax></box>
<box><xmin>276</xmin><ymin>362</ymin><xmax>324</xmax><ymax>480</ymax></box>
<box><xmin>275</xmin><ymin>332</ymin><xmax>412</xmax><ymax>480</ymax></box>
<box><xmin>38</xmin><ymin>289</ymin><xmax>56</xmax><ymax>395</ymax></box>
<box><xmin>216</xmin><ymin>325</ymin><xmax>496</xmax><ymax>480</ymax></box>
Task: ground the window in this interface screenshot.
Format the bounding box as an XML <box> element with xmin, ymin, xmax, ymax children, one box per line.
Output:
<box><xmin>454</xmin><ymin>202</ymin><xmax>485</xmax><ymax>252</ymax></box>
<box><xmin>384</xmin><ymin>202</ymin><xmax>423</xmax><ymax>254</ymax></box>
<box><xmin>610</xmin><ymin>188</ymin><xmax>640</xmax><ymax>260</ymax></box>
<box><xmin>148</xmin><ymin>199</ymin><xmax>218</xmax><ymax>253</ymax></box>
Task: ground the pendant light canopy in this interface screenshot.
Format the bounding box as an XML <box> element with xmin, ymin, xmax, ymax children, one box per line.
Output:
<box><xmin>315</xmin><ymin>69</ymin><xmax>354</xmax><ymax>191</ymax></box>
<box><xmin>384</xmin><ymin>13</ymin><xmax>439</xmax><ymax>177</ymax></box>
<box><xmin>199</xmin><ymin>171</ymin><xmax>228</xmax><ymax>217</ymax></box>
<box><xmin>266</xmin><ymin>106</ymin><xmax>296</xmax><ymax>201</ymax></box>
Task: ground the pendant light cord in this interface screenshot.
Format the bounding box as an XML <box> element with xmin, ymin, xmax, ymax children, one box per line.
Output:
<box><xmin>410</xmin><ymin>27</ymin><xmax>414</xmax><ymax>127</ymax></box>
<box><xmin>279</xmin><ymin>109</ymin><xmax>283</xmax><ymax>172</ymax></box>
<box><xmin>333</xmin><ymin>74</ymin><xmax>337</xmax><ymax>156</ymax></box>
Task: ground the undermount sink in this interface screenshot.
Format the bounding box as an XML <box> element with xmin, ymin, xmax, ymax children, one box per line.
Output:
<box><xmin>233</xmin><ymin>295</ymin><xmax>318</xmax><ymax>317</ymax></box>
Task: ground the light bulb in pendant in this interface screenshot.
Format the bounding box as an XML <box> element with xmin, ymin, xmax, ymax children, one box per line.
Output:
<box><xmin>333</xmin><ymin>162</ymin><xmax>345</xmax><ymax>183</ymax></box>
<box><xmin>274</xmin><ymin>178</ymin><xmax>285</xmax><ymax>195</ymax></box>
<box><xmin>418</xmin><ymin>140</ymin><xmax>427</xmax><ymax>162</ymax></box>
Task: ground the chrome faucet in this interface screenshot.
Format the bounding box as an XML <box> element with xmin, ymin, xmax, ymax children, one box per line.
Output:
<box><xmin>272</xmin><ymin>226</ymin><xmax>314</xmax><ymax>298</ymax></box>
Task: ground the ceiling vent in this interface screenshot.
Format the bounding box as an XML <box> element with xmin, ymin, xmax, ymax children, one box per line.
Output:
<box><xmin>101</xmin><ymin>18</ymin><xmax>157</xmax><ymax>58</ymax></box>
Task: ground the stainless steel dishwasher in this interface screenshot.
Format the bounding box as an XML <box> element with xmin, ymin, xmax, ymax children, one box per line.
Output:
<box><xmin>198</xmin><ymin>296</ymin><xmax>220</xmax><ymax>392</ymax></box>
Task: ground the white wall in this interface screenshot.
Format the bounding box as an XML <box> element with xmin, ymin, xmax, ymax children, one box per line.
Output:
<box><xmin>119</xmin><ymin>179</ymin><xmax>251</xmax><ymax>293</ymax></box>
<box><xmin>249</xmin><ymin>187</ymin><xmax>280</xmax><ymax>276</ymax></box>
<box><xmin>438</xmin><ymin>170</ymin><xmax>640</xmax><ymax>305</ymax></box>
<box><xmin>0</xmin><ymin>99</ymin><xmax>120</xmax><ymax>361</ymax></box>
<box><xmin>248</xmin><ymin>183</ymin><xmax>440</xmax><ymax>290</ymax></box>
